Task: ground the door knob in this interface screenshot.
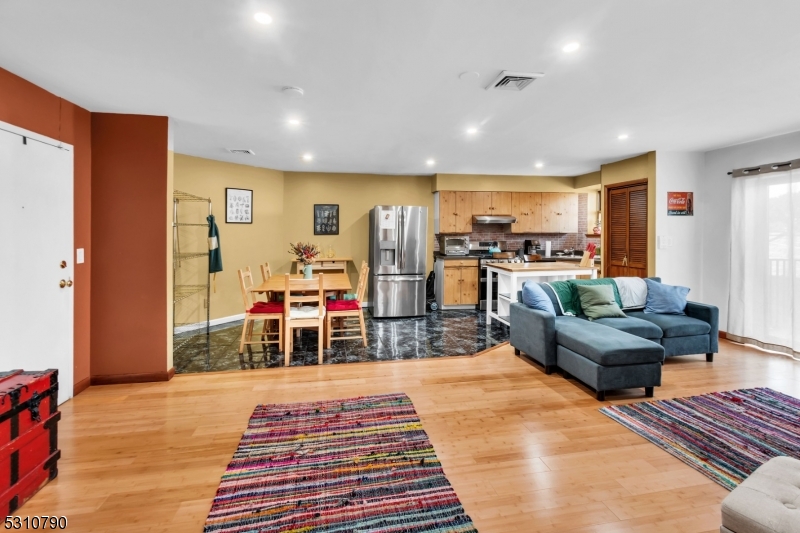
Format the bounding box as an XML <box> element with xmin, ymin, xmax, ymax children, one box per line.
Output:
<box><xmin>59</xmin><ymin>280</ymin><xmax>66</xmax><ymax>288</ymax></box>
<box><xmin>66</xmin><ymin>279</ymin><xmax>73</xmax><ymax>287</ymax></box>
<box><xmin>60</xmin><ymin>261</ymin><xmax>67</xmax><ymax>268</ymax></box>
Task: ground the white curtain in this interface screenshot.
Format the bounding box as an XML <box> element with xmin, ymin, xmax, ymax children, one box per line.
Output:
<box><xmin>729</xmin><ymin>166</ymin><xmax>800</xmax><ymax>358</ymax></box>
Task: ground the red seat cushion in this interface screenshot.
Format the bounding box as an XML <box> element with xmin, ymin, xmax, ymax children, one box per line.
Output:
<box><xmin>326</xmin><ymin>300</ymin><xmax>360</xmax><ymax>312</ymax></box>
<box><xmin>249</xmin><ymin>301</ymin><xmax>283</xmax><ymax>314</ymax></box>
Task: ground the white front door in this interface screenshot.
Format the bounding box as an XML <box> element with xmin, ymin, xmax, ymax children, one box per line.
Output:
<box><xmin>0</xmin><ymin>121</ymin><xmax>74</xmax><ymax>404</ymax></box>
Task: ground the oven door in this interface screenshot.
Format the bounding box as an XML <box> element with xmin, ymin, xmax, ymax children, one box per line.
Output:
<box><xmin>479</xmin><ymin>267</ymin><xmax>499</xmax><ymax>311</ymax></box>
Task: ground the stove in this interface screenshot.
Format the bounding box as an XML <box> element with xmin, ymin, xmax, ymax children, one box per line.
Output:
<box><xmin>466</xmin><ymin>241</ymin><xmax>523</xmax><ymax>310</ymax></box>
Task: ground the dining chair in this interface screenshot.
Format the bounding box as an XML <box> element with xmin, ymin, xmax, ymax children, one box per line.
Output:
<box><xmin>325</xmin><ymin>261</ymin><xmax>369</xmax><ymax>349</ymax></box>
<box><xmin>284</xmin><ymin>273</ymin><xmax>326</xmax><ymax>366</ymax></box>
<box><xmin>237</xmin><ymin>267</ymin><xmax>283</xmax><ymax>358</ymax></box>
<box><xmin>259</xmin><ymin>262</ymin><xmax>275</xmax><ymax>302</ymax></box>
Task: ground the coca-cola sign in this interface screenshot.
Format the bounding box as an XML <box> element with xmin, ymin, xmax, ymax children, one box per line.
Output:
<box><xmin>667</xmin><ymin>192</ymin><xmax>693</xmax><ymax>216</ymax></box>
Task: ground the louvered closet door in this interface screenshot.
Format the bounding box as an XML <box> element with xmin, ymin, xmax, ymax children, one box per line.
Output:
<box><xmin>606</xmin><ymin>183</ymin><xmax>647</xmax><ymax>277</ymax></box>
<box><xmin>627</xmin><ymin>186</ymin><xmax>647</xmax><ymax>274</ymax></box>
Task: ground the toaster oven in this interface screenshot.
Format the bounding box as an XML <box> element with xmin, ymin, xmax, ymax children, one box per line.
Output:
<box><xmin>439</xmin><ymin>235</ymin><xmax>470</xmax><ymax>255</ymax></box>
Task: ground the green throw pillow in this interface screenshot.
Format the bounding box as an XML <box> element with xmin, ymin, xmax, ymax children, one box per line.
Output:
<box><xmin>569</xmin><ymin>279</ymin><xmax>623</xmax><ymax>316</ymax></box>
<box><xmin>576</xmin><ymin>284</ymin><xmax>627</xmax><ymax>321</ymax></box>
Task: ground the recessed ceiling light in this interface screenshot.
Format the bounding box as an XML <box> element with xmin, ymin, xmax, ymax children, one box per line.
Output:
<box><xmin>287</xmin><ymin>119</ymin><xmax>301</xmax><ymax>126</ymax></box>
<box><xmin>426</xmin><ymin>159</ymin><xmax>436</xmax><ymax>166</ymax></box>
<box><xmin>563</xmin><ymin>42</ymin><xmax>580</xmax><ymax>53</ymax></box>
<box><xmin>466</xmin><ymin>127</ymin><xmax>478</xmax><ymax>135</ymax></box>
<box><xmin>535</xmin><ymin>162</ymin><xmax>544</xmax><ymax>169</ymax></box>
<box><xmin>618</xmin><ymin>134</ymin><xmax>629</xmax><ymax>140</ymax></box>
<box><xmin>302</xmin><ymin>153</ymin><xmax>313</xmax><ymax>161</ymax></box>
<box><xmin>282</xmin><ymin>86</ymin><xmax>304</xmax><ymax>97</ymax></box>
<box><xmin>459</xmin><ymin>71</ymin><xmax>480</xmax><ymax>81</ymax></box>
<box><xmin>254</xmin><ymin>12</ymin><xmax>272</xmax><ymax>24</ymax></box>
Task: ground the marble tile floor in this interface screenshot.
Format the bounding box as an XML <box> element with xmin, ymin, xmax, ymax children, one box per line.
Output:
<box><xmin>174</xmin><ymin>309</ymin><xmax>510</xmax><ymax>373</ymax></box>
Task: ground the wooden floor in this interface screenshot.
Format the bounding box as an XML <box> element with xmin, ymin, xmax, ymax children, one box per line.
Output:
<box><xmin>20</xmin><ymin>340</ymin><xmax>800</xmax><ymax>532</ymax></box>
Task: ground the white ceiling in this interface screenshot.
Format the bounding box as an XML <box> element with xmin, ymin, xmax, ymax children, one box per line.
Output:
<box><xmin>2</xmin><ymin>0</ymin><xmax>799</xmax><ymax>176</ymax></box>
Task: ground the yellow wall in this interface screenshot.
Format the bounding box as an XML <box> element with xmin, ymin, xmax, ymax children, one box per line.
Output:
<box><xmin>433</xmin><ymin>173</ymin><xmax>576</xmax><ymax>192</ymax></box>
<box><xmin>574</xmin><ymin>170</ymin><xmax>601</xmax><ymax>189</ymax></box>
<box><xmin>283</xmin><ymin>172</ymin><xmax>435</xmax><ymax>300</ymax></box>
<box><xmin>173</xmin><ymin>154</ymin><xmax>285</xmax><ymax>321</ymax></box>
<box><xmin>600</xmin><ymin>152</ymin><xmax>657</xmax><ymax>276</ymax></box>
<box><xmin>172</xmin><ymin>152</ymin><xmax>657</xmax><ymax>319</ymax></box>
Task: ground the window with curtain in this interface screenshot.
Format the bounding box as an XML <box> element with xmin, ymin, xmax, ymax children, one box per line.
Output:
<box><xmin>728</xmin><ymin>158</ymin><xmax>800</xmax><ymax>359</ymax></box>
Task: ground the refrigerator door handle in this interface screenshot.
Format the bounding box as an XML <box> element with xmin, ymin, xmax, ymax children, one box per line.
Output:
<box><xmin>375</xmin><ymin>275</ymin><xmax>425</xmax><ymax>282</ymax></box>
<box><xmin>399</xmin><ymin>207</ymin><xmax>405</xmax><ymax>270</ymax></box>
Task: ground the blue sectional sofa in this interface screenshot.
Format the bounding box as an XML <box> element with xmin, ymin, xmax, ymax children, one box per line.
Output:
<box><xmin>509</xmin><ymin>277</ymin><xmax>719</xmax><ymax>400</ymax></box>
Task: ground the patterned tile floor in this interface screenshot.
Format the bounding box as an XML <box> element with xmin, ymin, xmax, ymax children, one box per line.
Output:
<box><xmin>174</xmin><ymin>309</ymin><xmax>510</xmax><ymax>373</ymax></box>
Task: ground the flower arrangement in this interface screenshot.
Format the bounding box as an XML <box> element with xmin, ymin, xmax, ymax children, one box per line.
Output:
<box><xmin>288</xmin><ymin>242</ymin><xmax>321</xmax><ymax>266</ymax></box>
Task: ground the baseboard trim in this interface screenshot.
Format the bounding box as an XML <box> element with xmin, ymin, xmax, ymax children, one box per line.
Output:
<box><xmin>73</xmin><ymin>377</ymin><xmax>91</xmax><ymax>396</ymax></box>
<box><xmin>91</xmin><ymin>368</ymin><xmax>176</xmax><ymax>386</ymax></box>
<box><xmin>174</xmin><ymin>313</ymin><xmax>245</xmax><ymax>334</ymax></box>
<box><xmin>719</xmin><ymin>331</ymin><xmax>727</xmax><ymax>340</ymax></box>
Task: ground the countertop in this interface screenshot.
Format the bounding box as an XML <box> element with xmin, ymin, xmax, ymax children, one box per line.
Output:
<box><xmin>486</xmin><ymin>261</ymin><xmax>597</xmax><ymax>273</ymax></box>
<box><xmin>549</xmin><ymin>255</ymin><xmax>602</xmax><ymax>262</ymax></box>
<box><xmin>433</xmin><ymin>252</ymin><xmax>483</xmax><ymax>260</ymax></box>
<box><xmin>433</xmin><ymin>252</ymin><xmax>601</xmax><ymax>262</ymax></box>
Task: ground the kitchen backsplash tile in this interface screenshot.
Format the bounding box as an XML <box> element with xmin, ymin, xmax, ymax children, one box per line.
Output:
<box><xmin>433</xmin><ymin>193</ymin><xmax>601</xmax><ymax>252</ymax></box>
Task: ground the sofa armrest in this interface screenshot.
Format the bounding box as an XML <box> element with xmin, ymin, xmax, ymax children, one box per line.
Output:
<box><xmin>685</xmin><ymin>301</ymin><xmax>719</xmax><ymax>352</ymax></box>
<box><xmin>510</xmin><ymin>303</ymin><xmax>556</xmax><ymax>367</ymax></box>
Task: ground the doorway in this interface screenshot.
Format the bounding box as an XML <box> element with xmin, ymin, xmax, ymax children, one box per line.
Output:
<box><xmin>0</xmin><ymin>121</ymin><xmax>74</xmax><ymax>404</ymax></box>
<box><xmin>604</xmin><ymin>180</ymin><xmax>648</xmax><ymax>278</ymax></box>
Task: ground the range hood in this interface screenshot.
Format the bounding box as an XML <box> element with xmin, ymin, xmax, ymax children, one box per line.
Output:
<box><xmin>473</xmin><ymin>215</ymin><xmax>517</xmax><ymax>224</ymax></box>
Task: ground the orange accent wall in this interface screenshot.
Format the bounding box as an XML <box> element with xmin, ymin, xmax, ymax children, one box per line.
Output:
<box><xmin>90</xmin><ymin>114</ymin><xmax>170</xmax><ymax>379</ymax></box>
<box><xmin>0</xmin><ymin>67</ymin><xmax>92</xmax><ymax>393</ymax></box>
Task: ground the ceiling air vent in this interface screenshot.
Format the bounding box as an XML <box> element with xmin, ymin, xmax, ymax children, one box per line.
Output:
<box><xmin>486</xmin><ymin>70</ymin><xmax>545</xmax><ymax>91</ymax></box>
<box><xmin>227</xmin><ymin>149</ymin><xmax>255</xmax><ymax>155</ymax></box>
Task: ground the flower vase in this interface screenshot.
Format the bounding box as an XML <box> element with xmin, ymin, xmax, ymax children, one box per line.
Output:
<box><xmin>303</xmin><ymin>264</ymin><xmax>313</xmax><ymax>279</ymax></box>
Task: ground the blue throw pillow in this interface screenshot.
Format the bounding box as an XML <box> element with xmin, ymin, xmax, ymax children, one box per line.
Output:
<box><xmin>521</xmin><ymin>282</ymin><xmax>556</xmax><ymax>315</ymax></box>
<box><xmin>644</xmin><ymin>279</ymin><xmax>690</xmax><ymax>314</ymax></box>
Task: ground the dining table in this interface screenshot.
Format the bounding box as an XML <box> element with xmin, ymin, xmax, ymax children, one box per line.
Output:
<box><xmin>251</xmin><ymin>273</ymin><xmax>353</xmax><ymax>300</ymax></box>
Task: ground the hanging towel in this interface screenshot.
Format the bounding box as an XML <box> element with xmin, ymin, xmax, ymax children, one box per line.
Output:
<box><xmin>207</xmin><ymin>214</ymin><xmax>222</xmax><ymax>291</ymax></box>
<box><xmin>614</xmin><ymin>277</ymin><xmax>648</xmax><ymax>309</ymax></box>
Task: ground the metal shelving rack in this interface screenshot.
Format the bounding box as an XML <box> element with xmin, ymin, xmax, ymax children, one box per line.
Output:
<box><xmin>173</xmin><ymin>190</ymin><xmax>211</xmax><ymax>356</ymax></box>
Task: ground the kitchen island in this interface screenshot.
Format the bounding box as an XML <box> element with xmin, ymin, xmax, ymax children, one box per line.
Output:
<box><xmin>486</xmin><ymin>262</ymin><xmax>598</xmax><ymax>326</ymax></box>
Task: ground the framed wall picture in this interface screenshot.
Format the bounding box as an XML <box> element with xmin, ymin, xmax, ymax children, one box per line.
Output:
<box><xmin>667</xmin><ymin>192</ymin><xmax>694</xmax><ymax>216</ymax></box>
<box><xmin>226</xmin><ymin>188</ymin><xmax>253</xmax><ymax>224</ymax></box>
<box><xmin>314</xmin><ymin>204</ymin><xmax>339</xmax><ymax>235</ymax></box>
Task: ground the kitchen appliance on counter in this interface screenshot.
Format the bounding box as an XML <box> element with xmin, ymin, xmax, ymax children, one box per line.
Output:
<box><xmin>369</xmin><ymin>206</ymin><xmax>428</xmax><ymax>318</ymax></box>
<box><xmin>438</xmin><ymin>235</ymin><xmax>469</xmax><ymax>256</ymax></box>
<box><xmin>523</xmin><ymin>239</ymin><xmax>541</xmax><ymax>255</ymax></box>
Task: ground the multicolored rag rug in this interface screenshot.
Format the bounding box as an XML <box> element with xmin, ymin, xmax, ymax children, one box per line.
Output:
<box><xmin>204</xmin><ymin>393</ymin><xmax>477</xmax><ymax>532</ymax></box>
<box><xmin>600</xmin><ymin>387</ymin><xmax>800</xmax><ymax>490</ymax></box>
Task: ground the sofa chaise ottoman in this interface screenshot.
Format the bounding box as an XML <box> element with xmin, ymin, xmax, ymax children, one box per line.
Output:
<box><xmin>555</xmin><ymin>317</ymin><xmax>665</xmax><ymax>401</ymax></box>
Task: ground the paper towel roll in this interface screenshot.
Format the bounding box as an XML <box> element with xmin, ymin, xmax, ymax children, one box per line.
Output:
<box><xmin>545</xmin><ymin>241</ymin><xmax>551</xmax><ymax>258</ymax></box>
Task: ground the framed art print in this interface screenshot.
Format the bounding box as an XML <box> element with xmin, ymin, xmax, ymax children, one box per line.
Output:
<box><xmin>667</xmin><ymin>192</ymin><xmax>693</xmax><ymax>216</ymax></box>
<box><xmin>314</xmin><ymin>204</ymin><xmax>339</xmax><ymax>235</ymax></box>
<box><xmin>226</xmin><ymin>188</ymin><xmax>253</xmax><ymax>224</ymax></box>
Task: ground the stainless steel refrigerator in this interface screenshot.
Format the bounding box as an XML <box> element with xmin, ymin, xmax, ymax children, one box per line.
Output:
<box><xmin>368</xmin><ymin>205</ymin><xmax>428</xmax><ymax>318</ymax></box>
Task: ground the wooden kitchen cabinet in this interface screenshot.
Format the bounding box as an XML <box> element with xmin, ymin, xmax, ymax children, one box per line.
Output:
<box><xmin>471</xmin><ymin>191</ymin><xmax>512</xmax><ymax>215</ymax></box>
<box><xmin>443</xmin><ymin>260</ymin><xmax>479</xmax><ymax>305</ymax></box>
<box><xmin>439</xmin><ymin>191</ymin><xmax>472</xmax><ymax>233</ymax></box>
<box><xmin>541</xmin><ymin>193</ymin><xmax>578</xmax><ymax>233</ymax></box>
<box><xmin>511</xmin><ymin>192</ymin><xmax>542</xmax><ymax>233</ymax></box>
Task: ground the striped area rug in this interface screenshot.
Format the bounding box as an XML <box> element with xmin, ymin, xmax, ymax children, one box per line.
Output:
<box><xmin>204</xmin><ymin>393</ymin><xmax>477</xmax><ymax>532</ymax></box>
<box><xmin>600</xmin><ymin>387</ymin><xmax>800</xmax><ymax>490</ymax></box>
